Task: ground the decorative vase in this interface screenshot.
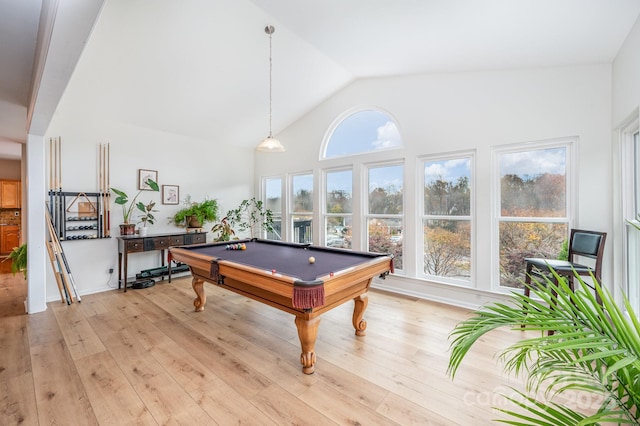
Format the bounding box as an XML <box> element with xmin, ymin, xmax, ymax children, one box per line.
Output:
<box><xmin>119</xmin><ymin>223</ymin><xmax>136</xmax><ymax>235</ymax></box>
<box><xmin>138</xmin><ymin>226</ymin><xmax>148</xmax><ymax>237</ymax></box>
<box><xmin>187</xmin><ymin>215</ymin><xmax>202</xmax><ymax>228</ymax></box>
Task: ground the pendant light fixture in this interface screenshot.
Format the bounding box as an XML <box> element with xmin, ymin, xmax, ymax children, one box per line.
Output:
<box><xmin>256</xmin><ymin>25</ymin><xmax>286</xmax><ymax>152</ymax></box>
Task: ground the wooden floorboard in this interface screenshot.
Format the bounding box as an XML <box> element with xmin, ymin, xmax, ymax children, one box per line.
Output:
<box><xmin>0</xmin><ymin>272</ymin><xmax>539</xmax><ymax>425</ymax></box>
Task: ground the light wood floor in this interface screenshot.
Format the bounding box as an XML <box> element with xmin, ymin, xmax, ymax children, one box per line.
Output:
<box><xmin>0</xmin><ymin>272</ymin><xmax>532</xmax><ymax>425</ymax></box>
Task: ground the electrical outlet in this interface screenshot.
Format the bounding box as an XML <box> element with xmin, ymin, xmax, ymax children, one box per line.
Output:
<box><xmin>108</xmin><ymin>267</ymin><xmax>114</xmax><ymax>274</ymax></box>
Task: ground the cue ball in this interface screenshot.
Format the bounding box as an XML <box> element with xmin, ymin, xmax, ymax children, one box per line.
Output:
<box><xmin>308</xmin><ymin>256</ymin><xmax>315</xmax><ymax>264</ymax></box>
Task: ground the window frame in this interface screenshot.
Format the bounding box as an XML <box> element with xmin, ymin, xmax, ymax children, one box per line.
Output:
<box><xmin>321</xmin><ymin>106</ymin><xmax>403</xmax><ymax>161</ymax></box>
<box><xmin>619</xmin><ymin>111</ymin><xmax>640</xmax><ymax>314</ymax></box>
<box><xmin>262</xmin><ymin>175</ymin><xmax>284</xmax><ymax>241</ymax></box>
<box><xmin>419</xmin><ymin>151</ymin><xmax>475</xmax><ymax>286</ymax></box>
<box><xmin>365</xmin><ymin>160</ymin><xmax>405</xmax><ymax>272</ymax></box>
<box><xmin>288</xmin><ymin>171</ymin><xmax>314</xmax><ymax>244</ymax></box>
<box><xmin>491</xmin><ymin>137</ymin><xmax>577</xmax><ymax>291</ymax></box>
<box><xmin>322</xmin><ymin>167</ymin><xmax>354</xmax><ymax>249</ymax></box>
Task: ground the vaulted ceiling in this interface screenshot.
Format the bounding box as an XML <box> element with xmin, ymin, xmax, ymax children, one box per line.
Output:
<box><xmin>1</xmin><ymin>0</ymin><xmax>639</xmax><ymax>158</ymax></box>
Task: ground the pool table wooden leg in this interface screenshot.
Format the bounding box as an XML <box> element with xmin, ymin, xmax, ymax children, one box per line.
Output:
<box><xmin>352</xmin><ymin>293</ymin><xmax>369</xmax><ymax>336</ymax></box>
<box><xmin>295</xmin><ymin>316</ymin><xmax>320</xmax><ymax>374</ymax></box>
<box><xmin>192</xmin><ymin>277</ymin><xmax>206</xmax><ymax>312</ymax></box>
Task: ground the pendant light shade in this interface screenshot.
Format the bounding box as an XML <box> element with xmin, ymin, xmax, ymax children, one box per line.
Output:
<box><xmin>257</xmin><ymin>136</ymin><xmax>285</xmax><ymax>152</ymax></box>
<box><xmin>256</xmin><ymin>25</ymin><xmax>285</xmax><ymax>153</ymax></box>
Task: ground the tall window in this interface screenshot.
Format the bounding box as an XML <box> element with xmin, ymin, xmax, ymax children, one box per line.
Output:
<box><xmin>421</xmin><ymin>155</ymin><xmax>472</xmax><ymax>283</ymax></box>
<box><xmin>291</xmin><ymin>173</ymin><xmax>313</xmax><ymax>244</ymax></box>
<box><xmin>367</xmin><ymin>164</ymin><xmax>403</xmax><ymax>270</ymax></box>
<box><xmin>323</xmin><ymin>109</ymin><xmax>402</xmax><ymax>159</ymax></box>
<box><xmin>264</xmin><ymin>177</ymin><xmax>282</xmax><ymax>240</ymax></box>
<box><xmin>324</xmin><ymin>169</ymin><xmax>352</xmax><ymax>249</ymax></box>
<box><xmin>623</xmin><ymin>118</ymin><xmax>640</xmax><ymax>314</ymax></box>
<box><xmin>496</xmin><ymin>140</ymin><xmax>573</xmax><ymax>288</ymax></box>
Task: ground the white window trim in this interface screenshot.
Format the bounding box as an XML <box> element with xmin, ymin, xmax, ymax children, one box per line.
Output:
<box><xmin>618</xmin><ymin>109</ymin><xmax>640</xmax><ymax>312</ymax></box>
<box><xmin>417</xmin><ymin>150</ymin><xmax>476</xmax><ymax>287</ymax></box>
<box><xmin>491</xmin><ymin>137</ymin><xmax>577</xmax><ymax>292</ymax></box>
<box><xmin>320</xmin><ymin>106</ymin><xmax>404</xmax><ymax>161</ymax></box>
<box><xmin>322</xmin><ymin>167</ymin><xmax>354</xmax><ymax>247</ymax></box>
<box><xmin>288</xmin><ymin>171</ymin><xmax>315</xmax><ymax>244</ymax></box>
<box><xmin>364</xmin><ymin>160</ymin><xmax>405</xmax><ymax>272</ymax></box>
<box><xmin>261</xmin><ymin>175</ymin><xmax>284</xmax><ymax>241</ymax></box>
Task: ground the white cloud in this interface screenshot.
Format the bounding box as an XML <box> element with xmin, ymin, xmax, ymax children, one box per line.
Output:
<box><xmin>501</xmin><ymin>149</ymin><xmax>565</xmax><ymax>176</ymax></box>
<box><xmin>371</xmin><ymin>121</ymin><xmax>401</xmax><ymax>150</ymax></box>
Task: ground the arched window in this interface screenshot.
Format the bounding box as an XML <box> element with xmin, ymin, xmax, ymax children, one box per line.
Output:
<box><xmin>323</xmin><ymin>109</ymin><xmax>402</xmax><ymax>159</ymax></box>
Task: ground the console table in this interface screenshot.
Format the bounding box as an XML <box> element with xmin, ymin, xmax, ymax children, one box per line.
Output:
<box><xmin>117</xmin><ymin>231</ymin><xmax>206</xmax><ymax>291</ymax></box>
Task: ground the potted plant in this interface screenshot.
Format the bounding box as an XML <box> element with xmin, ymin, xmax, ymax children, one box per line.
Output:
<box><xmin>172</xmin><ymin>196</ymin><xmax>219</xmax><ymax>228</ymax></box>
<box><xmin>111</xmin><ymin>178</ymin><xmax>159</xmax><ymax>235</ymax></box>
<box><xmin>136</xmin><ymin>200</ymin><xmax>158</xmax><ymax>237</ymax></box>
<box><xmin>3</xmin><ymin>243</ymin><xmax>27</xmax><ymax>278</ymax></box>
<box><xmin>211</xmin><ymin>216</ymin><xmax>236</xmax><ymax>242</ymax></box>
<box><xmin>447</xmin><ymin>274</ymin><xmax>640</xmax><ymax>424</ymax></box>
<box><xmin>225</xmin><ymin>197</ymin><xmax>275</xmax><ymax>239</ymax></box>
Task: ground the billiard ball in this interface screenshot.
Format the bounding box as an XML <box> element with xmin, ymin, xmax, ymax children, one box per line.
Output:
<box><xmin>309</xmin><ymin>256</ymin><xmax>315</xmax><ymax>264</ymax></box>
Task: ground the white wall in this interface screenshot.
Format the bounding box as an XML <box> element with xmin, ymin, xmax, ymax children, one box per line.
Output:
<box><xmin>43</xmin><ymin>106</ymin><xmax>254</xmax><ymax>300</ymax></box>
<box><xmin>42</xmin><ymin>20</ymin><xmax>257</xmax><ymax>301</ymax></box>
<box><xmin>256</xmin><ymin>64</ymin><xmax>613</xmax><ymax>308</ymax></box>
<box><xmin>611</xmin><ymin>15</ymin><xmax>640</xmax><ymax>302</ymax></box>
<box><xmin>613</xmin><ymin>16</ymin><xmax>640</xmax><ymax>125</ymax></box>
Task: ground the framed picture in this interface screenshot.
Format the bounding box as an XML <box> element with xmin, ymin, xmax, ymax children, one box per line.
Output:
<box><xmin>162</xmin><ymin>185</ymin><xmax>179</xmax><ymax>205</ymax></box>
<box><xmin>138</xmin><ymin>169</ymin><xmax>158</xmax><ymax>190</ymax></box>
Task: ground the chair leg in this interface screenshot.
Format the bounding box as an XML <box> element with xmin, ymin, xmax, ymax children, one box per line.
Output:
<box><xmin>522</xmin><ymin>264</ymin><xmax>533</xmax><ymax>329</ymax></box>
<box><xmin>547</xmin><ymin>278</ymin><xmax>559</xmax><ymax>336</ymax></box>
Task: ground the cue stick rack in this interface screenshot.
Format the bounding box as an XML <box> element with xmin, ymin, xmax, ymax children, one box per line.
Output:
<box><xmin>48</xmin><ymin>138</ymin><xmax>112</xmax><ymax>241</ymax></box>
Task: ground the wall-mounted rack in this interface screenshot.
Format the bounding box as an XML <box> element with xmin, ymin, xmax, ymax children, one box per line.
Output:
<box><xmin>48</xmin><ymin>190</ymin><xmax>111</xmax><ymax>241</ymax></box>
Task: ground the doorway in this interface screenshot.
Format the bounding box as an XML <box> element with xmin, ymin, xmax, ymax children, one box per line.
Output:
<box><xmin>0</xmin><ymin>259</ymin><xmax>26</xmax><ymax>317</ymax></box>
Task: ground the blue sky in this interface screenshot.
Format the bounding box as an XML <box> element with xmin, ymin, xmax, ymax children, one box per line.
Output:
<box><xmin>500</xmin><ymin>147</ymin><xmax>566</xmax><ymax>177</ymax></box>
<box><xmin>424</xmin><ymin>158</ymin><xmax>470</xmax><ymax>184</ymax></box>
<box><xmin>326</xmin><ymin>110</ymin><xmax>401</xmax><ymax>158</ymax></box>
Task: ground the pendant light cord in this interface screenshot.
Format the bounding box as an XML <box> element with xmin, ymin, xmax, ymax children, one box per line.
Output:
<box><xmin>266</xmin><ymin>25</ymin><xmax>274</xmax><ymax>138</ymax></box>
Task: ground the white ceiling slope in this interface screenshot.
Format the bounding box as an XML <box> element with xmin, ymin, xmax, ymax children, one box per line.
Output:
<box><xmin>0</xmin><ymin>0</ymin><xmax>639</xmax><ymax>156</ymax></box>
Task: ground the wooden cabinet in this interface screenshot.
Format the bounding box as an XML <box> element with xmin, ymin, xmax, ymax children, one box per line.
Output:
<box><xmin>0</xmin><ymin>180</ymin><xmax>21</xmax><ymax>208</ymax></box>
<box><xmin>117</xmin><ymin>231</ymin><xmax>207</xmax><ymax>291</ymax></box>
<box><xmin>1</xmin><ymin>225</ymin><xmax>20</xmax><ymax>254</ymax></box>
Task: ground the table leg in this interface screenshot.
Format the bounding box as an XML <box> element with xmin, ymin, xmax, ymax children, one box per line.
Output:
<box><xmin>352</xmin><ymin>293</ymin><xmax>369</xmax><ymax>336</ymax></box>
<box><xmin>117</xmin><ymin>252</ymin><xmax>122</xmax><ymax>289</ymax></box>
<box><xmin>295</xmin><ymin>316</ymin><xmax>320</xmax><ymax>374</ymax></box>
<box><xmin>123</xmin><ymin>251</ymin><xmax>128</xmax><ymax>292</ymax></box>
<box><xmin>192</xmin><ymin>277</ymin><xmax>206</xmax><ymax>312</ymax></box>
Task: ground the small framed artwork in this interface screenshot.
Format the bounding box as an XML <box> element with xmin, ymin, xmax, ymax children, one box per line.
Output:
<box><xmin>138</xmin><ymin>169</ymin><xmax>158</xmax><ymax>190</ymax></box>
<box><xmin>162</xmin><ymin>185</ymin><xmax>179</xmax><ymax>205</ymax></box>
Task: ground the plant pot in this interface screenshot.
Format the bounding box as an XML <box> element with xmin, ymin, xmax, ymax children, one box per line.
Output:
<box><xmin>138</xmin><ymin>226</ymin><xmax>148</xmax><ymax>237</ymax></box>
<box><xmin>187</xmin><ymin>215</ymin><xmax>202</xmax><ymax>228</ymax></box>
<box><xmin>119</xmin><ymin>223</ymin><xmax>136</xmax><ymax>236</ymax></box>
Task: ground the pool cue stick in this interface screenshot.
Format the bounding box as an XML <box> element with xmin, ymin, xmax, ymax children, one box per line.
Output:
<box><xmin>49</xmin><ymin>138</ymin><xmax>54</xmax><ymax>222</ymax></box>
<box><xmin>104</xmin><ymin>143</ymin><xmax>109</xmax><ymax>237</ymax></box>
<box><xmin>53</xmin><ymin>137</ymin><xmax>60</xmax><ymax>239</ymax></box>
<box><xmin>106</xmin><ymin>143</ymin><xmax>111</xmax><ymax>237</ymax></box>
<box><xmin>98</xmin><ymin>144</ymin><xmax>103</xmax><ymax>238</ymax></box>
<box><xmin>46</xmin><ymin>207</ymin><xmax>80</xmax><ymax>303</ymax></box>
<box><xmin>45</xmin><ymin>226</ymin><xmax>68</xmax><ymax>304</ymax></box>
<box><xmin>45</xmin><ymin>206</ymin><xmax>73</xmax><ymax>303</ymax></box>
<box><xmin>57</xmin><ymin>137</ymin><xmax>64</xmax><ymax>240</ymax></box>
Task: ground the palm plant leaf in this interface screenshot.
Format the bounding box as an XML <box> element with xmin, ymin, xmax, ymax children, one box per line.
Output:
<box><xmin>448</xmin><ymin>271</ymin><xmax>640</xmax><ymax>424</ymax></box>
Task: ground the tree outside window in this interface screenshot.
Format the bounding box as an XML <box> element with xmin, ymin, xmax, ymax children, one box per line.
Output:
<box><xmin>324</xmin><ymin>169</ymin><xmax>352</xmax><ymax>249</ymax></box>
<box><xmin>264</xmin><ymin>177</ymin><xmax>282</xmax><ymax>240</ymax></box>
<box><xmin>497</xmin><ymin>144</ymin><xmax>571</xmax><ymax>288</ymax></box>
<box><xmin>367</xmin><ymin>164</ymin><xmax>403</xmax><ymax>270</ymax></box>
<box><xmin>291</xmin><ymin>174</ymin><xmax>313</xmax><ymax>244</ymax></box>
<box><xmin>422</xmin><ymin>156</ymin><xmax>472</xmax><ymax>282</ymax></box>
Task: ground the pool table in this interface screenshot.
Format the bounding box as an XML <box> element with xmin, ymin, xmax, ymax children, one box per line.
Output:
<box><xmin>168</xmin><ymin>238</ymin><xmax>393</xmax><ymax>374</ymax></box>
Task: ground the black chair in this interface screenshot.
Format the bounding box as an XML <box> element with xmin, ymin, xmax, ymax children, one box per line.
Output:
<box><xmin>524</xmin><ymin>229</ymin><xmax>607</xmax><ymax>304</ymax></box>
